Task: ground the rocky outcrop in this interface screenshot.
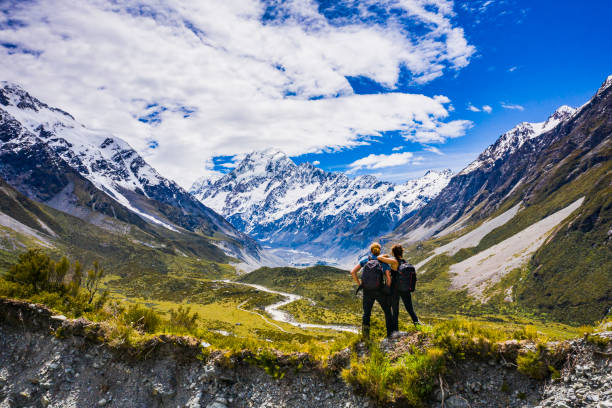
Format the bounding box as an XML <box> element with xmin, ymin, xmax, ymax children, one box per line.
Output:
<box><xmin>0</xmin><ymin>299</ymin><xmax>371</xmax><ymax>408</ymax></box>
<box><xmin>1</xmin><ymin>298</ymin><xmax>610</xmax><ymax>408</ymax></box>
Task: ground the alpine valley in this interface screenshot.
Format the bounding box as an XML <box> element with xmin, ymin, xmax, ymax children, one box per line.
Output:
<box><xmin>0</xmin><ymin>76</ymin><xmax>611</xmax><ymax>408</ymax></box>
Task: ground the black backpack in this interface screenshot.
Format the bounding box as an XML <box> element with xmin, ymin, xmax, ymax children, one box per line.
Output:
<box><xmin>362</xmin><ymin>257</ymin><xmax>383</xmax><ymax>290</ymax></box>
<box><xmin>397</xmin><ymin>260</ymin><xmax>417</xmax><ymax>292</ymax></box>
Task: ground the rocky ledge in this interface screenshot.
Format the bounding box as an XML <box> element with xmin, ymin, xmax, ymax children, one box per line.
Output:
<box><xmin>0</xmin><ymin>298</ymin><xmax>610</xmax><ymax>407</ymax></box>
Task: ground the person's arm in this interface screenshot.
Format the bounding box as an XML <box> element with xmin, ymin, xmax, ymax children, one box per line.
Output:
<box><xmin>385</xmin><ymin>269</ymin><xmax>392</xmax><ymax>287</ymax></box>
<box><xmin>350</xmin><ymin>264</ymin><xmax>362</xmax><ymax>286</ymax></box>
<box><xmin>377</xmin><ymin>254</ymin><xmax>399</xmax><ymax>271</ymax></box>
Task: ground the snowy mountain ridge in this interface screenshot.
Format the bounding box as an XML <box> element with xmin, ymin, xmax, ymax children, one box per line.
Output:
<box><xmin>0</xmin><ymin>81</ymin><xmax>264</xmax><ymax>265</ymax></box>
<box><xmin>0</xmin><ymin>81</ymin><xmax>177</xmax><ymax>228</ymax></box>
<box><xmin>191</xmin><ymin>149</ymin><xmax>452</xmax><ymax>264</ymax></box>
<box><xmin>459</xmin><ymin>105</ymin><xmax>577</xmax><ymax>175</ymax></box>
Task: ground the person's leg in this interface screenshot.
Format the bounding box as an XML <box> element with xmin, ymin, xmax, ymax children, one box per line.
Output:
<box><xmin>375</xmin><ymin>291</ymin><xmax>394</xmax><ymax>338</ymax></box>
<box><xmin>362</xmin><ymin>290</ymin><xmax>375</xmax><ymax>339</ymax></box>
<box><xmin>400</xmin><ymin>291</ymin><xmax>419</xmax><ymax>323</ymax></box>
<box><xmin>390</xmin><ymin>286</ymin><xmax>400</xmax><ymax>332</ymax></box>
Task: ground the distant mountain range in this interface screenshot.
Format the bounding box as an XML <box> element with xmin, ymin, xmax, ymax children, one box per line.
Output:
<box><xmin>0</xmin><ymin>81</ymin><xmax>266</xmax><ymax>271</ymax></box>
<box><xmin>190</xmin><ymin>150</ymin><xmax>452</xmax><ymax>265</ymax></box>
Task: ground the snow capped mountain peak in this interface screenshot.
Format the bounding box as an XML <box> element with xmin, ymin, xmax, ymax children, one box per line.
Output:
<box><xmin>232</xmin><ymin>149</ymin><xmax>295</xmax><ymax>180</ymax></box>
<box><xmin>1</xmin><ymin>81</ymin><xmax>75</xmax><ymax>120</ymax></box>
<box><xmin>424</xmin><ymin>169</ymin><xmax>453</xmax><ymax>179</ymax></box>
<box><xmin>459</xmin><ymin>104</ymin><xmax>576</xmax><ymax>176</ymax></box>
<box><xmin>596</xmin><ymin>74</ymin><xmax>612</xmax><ymax>96</ymax></box>
<box><xmin>0</xmin><ymin>82</ymin><xmax>171</xmax><ymax>198</ymax></box>
<box><xmin>191</xmin><ymin>150</ymin><xmax>452</xmax><ymax>262</ymax></box>
<box><xmin>544</xmin><ymin>105</ymin><xmax>576</xmax><ymax>127</ymax></box>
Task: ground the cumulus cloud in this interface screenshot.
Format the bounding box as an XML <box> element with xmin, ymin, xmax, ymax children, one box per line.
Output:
<box><xmin>0</xmin><ymin>0</ymin><xmax>475</xmax><ymax>187</ymax></box>
<box><xmin>467</xmin><ymin>103</ymin><xmax>480</xmax><ymax>112</ymax></box>
<box><xmin>392</xmin><ymin>146</ymin><xmax>404</xmax><ymax>151</ymax></box>
<box><xmin>312</xmin><ymin>160</ymin><xmax>320</xmax><ymax>165</ymax></box>
<box><xmin>468</xmin><ymin>103</ymin><xmax>492</xmax><ymax>113</ymax></box>
<box><xmin>348</xmin><ymin>152</ymin><xmax>422</xmax><ymax>171</ymax></box>
<box><xmin>501</xmin><ymin>102</ymin><xmax>525</xmax><ymax>111</ymax></box>
<box><xmin>423</xmin><ymin>145</ymin><xmax>444</xmax><ymax>155</ymax></box>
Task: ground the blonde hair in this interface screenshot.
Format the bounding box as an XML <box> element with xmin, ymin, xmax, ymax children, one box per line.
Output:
<box><xmin>370</xmin><ymin>242</ymin><xmax>381</xmax><ymax>256</ymax></box>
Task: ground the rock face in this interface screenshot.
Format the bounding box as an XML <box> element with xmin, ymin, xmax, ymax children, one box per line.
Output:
<box><xmin>1</xmin><ymin>299</ymin><xmax>610</xmax><ymax>408</ymax></box>
<box><xmin>191</xmin><ymin>149</ymin><xmax>452</xmax><ymax>265</ymax></box>
<box><xmin>538</xmin><ymin>332</ymin><xmax>612</xmax><ymax>408</ymax></box>
<box><xmin>0</xmin><ymin>299</ymin><xmax>372</xmax><ymax>408</ymax></box>
<box><xmin>0</xmin><ymin>81</ymin><xmax>262</xmax><ymax>264</ymax></box>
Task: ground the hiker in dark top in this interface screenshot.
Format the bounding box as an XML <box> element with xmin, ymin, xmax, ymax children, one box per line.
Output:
<box><xmin>350</xmin><ymin>242</ymin><xmax>394</xmax><ymax>339</ymax></box>
<box><xmin>378</xmin><ymin>244</ymin><xmax>421</xmax><ymax>332</ymax></box>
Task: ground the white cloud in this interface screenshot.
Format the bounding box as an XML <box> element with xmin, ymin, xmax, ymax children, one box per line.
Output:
<box><xmin>312</xmin><ymin>160</ymin><xmax>320</xmax><ymax>165</ymax></box>
<box><xmin>501</xmin><ymin>102</ymin><xmax>525</xmax><ymax>111</ymax></box>
<box><xmin>508</xmin><ymin>66</ymin><xmax>517</xmax><ymax>72</ymax></box>
<box><xmin>392</xmin><ymin>146</ymin><xmax>404</xmax><ymax>151</ymax></box>
<box><xmin>348</xmin><ymin>152</ymin><xmax>421</xmax><ymax>171</ymax></box>
<box><xmin>423</xmin><ymin>145</ymin><xmax>444</xmax><ymax>155</ymax></box>
<box><xmin>467</xmin><ymin>103</ymin><xmax>480</xmax><ymax>112</ymax></box>
<box><xmin>412</xmin><ymin>119</ymin><xmax>473</xmax><ymax>143</ymax></box>
<box><xmin>0</xmin><ymin>0</ymin><xmax>475</xmax><ymax>187</ymax></box>
<box><xmin>468</xmin><ymin>103</ymin><xmax>492</xmax><ymax>113</ymax></box>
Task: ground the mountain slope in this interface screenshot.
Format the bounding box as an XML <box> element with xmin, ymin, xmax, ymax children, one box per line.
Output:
<box><xmin>393</xmin><ymin>76</ymin><xmax>612</xmax><ymax>324</ymax></box>
<box><xmin>0</xmin><ymin>176</ymin><xmax>241</xmax><ymax>282</ymax></box>
<box><xmin>0</xmin><ymin>82</ymin><xmax>263</xmax><ymax>265</ymax></box>
<box><xmin>191</xmin><ymin>150</ymin><xmax>452</xmax><ymax>264</ymax></box>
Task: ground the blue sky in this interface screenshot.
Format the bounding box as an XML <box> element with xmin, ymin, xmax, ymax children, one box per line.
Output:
<box><xmin>1</xmin><ymin>0</ymin><xmax>610</xmax><ymax>186</ymax></box>
<box><xmin>290</xmin><ymin>0</ymin><xmax>612</xmax><ymax>181</ymax></box>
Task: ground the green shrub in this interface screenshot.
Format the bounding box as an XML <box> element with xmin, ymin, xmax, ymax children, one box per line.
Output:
<box><xmin>169</xmin><ymin>305</ymin><xmax>199</xmax><ymax>332</ymax></box>
<box><xmin>586</xmin><ymin>334</ymin><xmax>611</xmax><ymax>348</ymax></box>
<box><xmin>549</xmin><ymin>365</ymin><xmax>561</xmax><ymax>380</ymax></box>
<box><xmin>431</xmin><ymin>318</ymin><xmax>502</xmax><ymax>360</ymax></box>
<box><xmin>123</xmin><ymin>304</ymin><xmax>162</xmax><ymax>334</ymax></box>
<box><xmin>245</xmin><ymin>349</ymin><xmax>286</xmax><ymax>379</ymax></box>
<box><xmin>517</xmin><ymin>350</ymin><xmax>548</xmax><ymax>380</ymax></box>
<box><xmin>512</xmin><ymin>325</ymin><xmax>540</xmax><ymax>340</ymax></box>
<box><xmin>85</xmin><ymin>261</ymin><xmax>105</xmax><ymax>304</ymax></box>
<box><xmin>0</xmin><ymin>278</ymin><xmax>30</xmax><ymax>298</ymax></box>
<box><xmin>343</xmin><ymin>345</ymin><xmax>445</xmax><ymax>405</ymax></box>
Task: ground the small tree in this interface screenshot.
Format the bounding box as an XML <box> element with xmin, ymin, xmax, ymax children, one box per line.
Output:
<box><xmin>85</xmin><ymin>261</ymin><xmax>105</xmax><ymax>304</ymax></box>
<box><xmin>6</xmin><ymin>249</ymin><xmax>52</xmax><ymax>292</ymax></box>
<box><xmin>69</xmin><ymin>260</ymin><xmax>83</xmax><ymax>297</ymax></box>
<box><xmin>50</xmin><ymin>256</ymin><xmax>69</xmax><ymax>290</ymax></box>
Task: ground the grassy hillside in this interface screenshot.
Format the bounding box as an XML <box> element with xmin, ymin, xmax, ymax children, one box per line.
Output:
<box><xmin>238</xmin><ymin>265</ymin><xmax>358</xmax><ymax>312</ymax></box>
<box><xmin>398</xmin><ymin>155</ymin><xmax>612</xmax><ymax>325</ymax></box>
<box><xmin>0</xmin><ymin>177</ymin><xmax>236</xmax><ymax>281</ymax></box>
